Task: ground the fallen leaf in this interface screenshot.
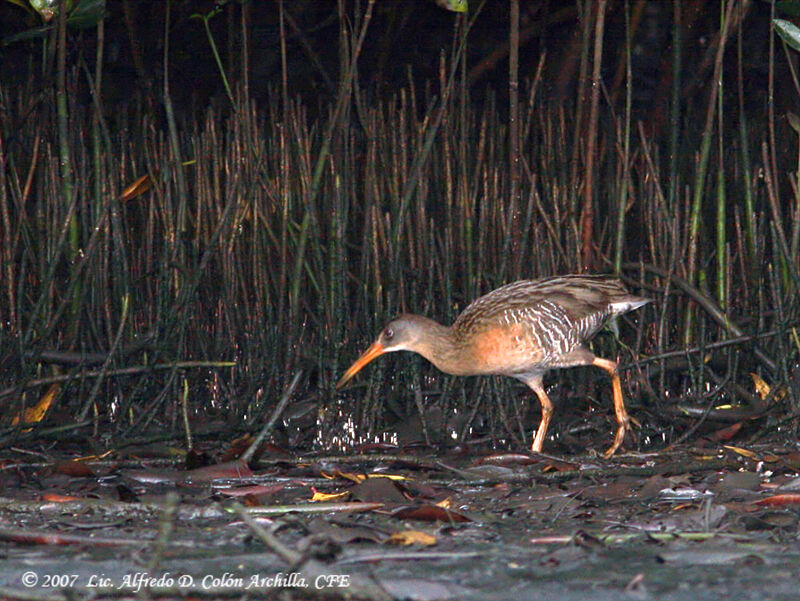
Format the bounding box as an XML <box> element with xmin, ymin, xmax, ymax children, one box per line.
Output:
<box><xmin>723</xmin><ymin>445</ymin><xmax>758</xmax><ymax>459</ymax></box>
<box><xmin>750</xmin><ymin>372</ymin><xmax>787</xmax><ymax>402</ymax></box>
<box><xmin>310</xmin><ymin>489</ymin><xmax>350</xmax><ymax>502</ymax></box>
<box><xmin>386</xmin><ymin>530</ymin><xmax>437</xmax><ymax>546</ymax></box>
<box><xmin>11</xmin><ymin>383</ymin><xmax>59</xmax><ymax>426</ymax></box>
<box><xmin>706</xmin><ymin>422</ymin><xmax>742</xmax><ymax>442</ymax></box>
<box><xmin>53</xmin><ymin>461</ymin><xmax>95</xmax><ymax>478</ymax></box>
<box><xmin>754</xmin><ymin>494</ymin><xmax>800</xmax><ymax>507</ymax></box>
<box><xmin>751</xmin><ymin>373</ymin><xmax>770</xmax><ymax>400</ymax></box>
<box><xmin>389</xmin><ymin>504</ymin><xmax>472</xmax><ymax>522</ymax></box>
<box><xmin>473</xmin><ymin>453</ymin><xmax>539</xmax><ymax>467</ymax></box>
<box><xmin>305</xmin><ymin>518</ymin><xmax>387</xmax><ymax>544</ymax></box>
<box><xmin>184</xmin><ymin>460</ymin><xmax>253</xmax><ymax>482</ymax></box>
<box><xmin>214</xmin><ymin>484</ymin><xmax>285</xmax><ymax>497</ymax></box>
<box><xmin>119</xmin><ymin>173</ymin><xmax>152</xmax><ymax>202</ymax></box>
<box><xmin>322</xmin><ymin>470</ymin><xmax>365</xmax><ymax>484</ymax></box>
<box><xmin>41</xmin><ymin>493</ymin><xmax>82</xmax><ymax>502</ymax></box>
<box><xmin>349</xmin><ymin>477</ymin><xmax>407</xmax><ymax>504</ymax></box>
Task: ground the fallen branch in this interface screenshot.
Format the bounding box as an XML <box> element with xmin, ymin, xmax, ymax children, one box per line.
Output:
<box><xmin>0</xmin><ymin>360</ymin><xmax>236</xmax><ymax>400</ymax></box>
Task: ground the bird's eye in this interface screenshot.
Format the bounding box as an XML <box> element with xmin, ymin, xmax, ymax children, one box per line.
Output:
<box><xmin>384</xmin><ymin>327</ymin><xmax>394</xmax><ymax>340</ymax></box>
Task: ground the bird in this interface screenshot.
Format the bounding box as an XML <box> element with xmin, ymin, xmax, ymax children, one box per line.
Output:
<box><xmin>337</xmin><ymin>275</ymin><xmax>650</xmax><ymax>457</ymax></box>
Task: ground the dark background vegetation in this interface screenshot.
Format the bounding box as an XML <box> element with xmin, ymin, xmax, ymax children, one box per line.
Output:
<box><xmin>0</xmin><ymin>0</ymin><xmax>798</xmax><ymax>455</ymax></box>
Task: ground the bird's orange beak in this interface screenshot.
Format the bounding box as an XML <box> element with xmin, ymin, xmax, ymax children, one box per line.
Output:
<box><xmin>336</xmin><ymin>340</ymin><xmax>386</xmax><ymax>388</ymax></box>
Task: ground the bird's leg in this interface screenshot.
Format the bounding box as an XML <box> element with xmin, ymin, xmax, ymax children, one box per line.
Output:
<box><xmin>592</xmin><ymin>357</ymin><xmax>629</xmax><ymax>457</ymax></box>
<box><xmin>529</xmin><ymin>380</ymin><xmax>553</xmax><ymax>453</ymax></box>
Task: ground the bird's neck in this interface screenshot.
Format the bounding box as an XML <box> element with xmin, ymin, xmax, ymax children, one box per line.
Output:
<box><xmin>411</xmin><ymin>317</ymin><xmax>472</xmax><ymax>376</ymax></box>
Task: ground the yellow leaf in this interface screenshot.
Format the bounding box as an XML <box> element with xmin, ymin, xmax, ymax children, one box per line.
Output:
<box><xmin>435</xmin><ymin>497</ymin><xmax>452</xmax><ymax>509</ymax></box>
<box><xmin>723</xmin><ymin>445</ymin><xmax>757</xmax><ymax>459</ymax></box>
<box><xmin>750</xmin><ymin>373</ymin><xmax>770</xmax><ymax>400</ymax></box>
<box><xmin>75</xmin><ymin>450</ymin><xmax>114</xmax><ymax>462</ymax></box>
<box><xmin>310</xmin><ymin>490</ymin><xmax>350</xmax><ymax>502</ymax></box>
<box><xmin>321</xmin><ymin>470</ymin><xmax>365</xmax><ymax>484</ymax></box>
<box><xmin>11</xmin><ymin>384</ymin><xmax>59</xmax><ymax>426</ymax></box>
<box><xmin>386</xmin><ymin>530</ymin><xmax>437</xmax><ymax>546</ymax></box>
<box><xmin>434</xmin><ymin>0</ymin><xmax>467</xmax><ymax>13</ymax></box>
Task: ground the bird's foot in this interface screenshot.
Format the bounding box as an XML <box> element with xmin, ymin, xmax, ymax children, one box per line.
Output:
<box><xmin>603</xmin><ymin>416</ymin><xmax>631</xmax><ymax>458</ymax></box>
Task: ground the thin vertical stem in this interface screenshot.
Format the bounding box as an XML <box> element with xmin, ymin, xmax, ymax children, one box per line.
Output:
<box><xmin>581</xmin><ymin>0</ymin><xmax>607</xmax><ymax>270</ymax></box>
<box><xmin>614</xmin><ymin>0</ymin><xmax>633</xmax><ymax>274</ymax></box>
<box><xmin>736</xmin><ymin>0</ymin><xmax>755</xmax><ymax>273</ymax></box>
<box><xmin>668</xmin><ymin>0</ymin><xmax>682</xmax><ymax>209</ymax></box>
<box><xmin>684</xmin><ymin>0</ymin><xmax>735</xmax><ymax>345</ymax></box>
<box><xmin>508</xmin><ymin>0</ymin><xmax>521</xmax><ymax>278</ymax></box>
<box><xmin>56</xmin><ymin>0</ymin><xmax>79</xmax><ymax>339</ymax></box>
<box><xmin>715</xmin><ymin>2</ymin><xmax>726</xmax><ymax>309</ymax></box>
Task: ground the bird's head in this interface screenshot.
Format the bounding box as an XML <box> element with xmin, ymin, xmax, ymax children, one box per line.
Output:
<box><xmin>336</xmin><ymin>315</ymin><xmax>424</xmax><ymax>388</ymax></box>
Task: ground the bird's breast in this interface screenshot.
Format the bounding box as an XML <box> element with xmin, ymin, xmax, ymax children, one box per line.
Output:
<box><xmin>466</xmin><ymin>322</ymin><xmax>546</xmax><ymax>375</ymax></box>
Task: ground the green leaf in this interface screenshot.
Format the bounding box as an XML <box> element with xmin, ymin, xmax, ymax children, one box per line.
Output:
<box><xmin>28</xmin><ymin>0</ymin><xmax>62</xmax><ymax>21</ymax></box>
<box><xmin>787</xmin><ymin>112</ymin><xmax>800</xmax><ymax>135</ymax></box>
<box><xmin>2</xmin><ymin>24</ymin><xmax>53</xmax><ymax>45</ymax></box>
<box><xmin>435</xmin><ymin>0</ymin><xmax>468</xmax><ymax>13</ymax></box>
<box><xmin>5</xmin><ymin>0</ymin><xmax>34</xmax><ymax>15</ymax></box>
<box><xmin>774</xmin><ymin>18</ymin><xmax>800</xmax><ymax>53</ymax></box>
<box><xmin>2</xmin><ymin>0</ymin><xmax>104</xmax><ymax>46</ymax></box>
<box><xmin>67</xmin><ymin>0</ymin><xmax>106</xmax><ymax>29</ymax></box>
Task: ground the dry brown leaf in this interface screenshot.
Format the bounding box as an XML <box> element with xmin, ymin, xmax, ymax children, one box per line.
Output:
<box><xmin>754</xmin><ymin>494</ymin><xmax>800</xmax><ymax>507</ymax></box>
<box><xmin>119</xmin><ymin>161</ymin><xmax>194</xmax><ymax>202</ymax></box>
<box><xmin>53</xmin><ymin>461</ymin><xmax>95</xmax><ymax>478</ymax></box>
<box><xmin>119</xmin><ymin>173</ymin><xmax>152</xmax><ymax>202</ymax></box>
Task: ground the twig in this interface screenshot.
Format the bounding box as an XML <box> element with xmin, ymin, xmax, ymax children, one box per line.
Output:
<box><xmin>229</xmin><ymin>502</ymin><xmax>301</xmax><ymax>564</ymax></box>
<box><xmin>0</xmin><ymin>421</ymin><xmax>93</xmax><ymax>448</ymax></box>
<box><xmin>256</xmin><ymin>453</ymin><xmax>443</xmax><ymax>470</ymax></box>
<box><xmin>628</xmin><ymin>329</ymin><xmax>786</xmax><ymax>369</ymax></box>
<box><xmin>667</xmin><ymin>370</ymin><xmax>734</xmax><ymax>447</ymax></box>
<box><xmin>229</xmin><ymin>502</ymin><xmax>394</xmax><ymax>601</ymax></box>
<box><xmin>0</xmin><ymin>361</ymin><xmax>235</xmax><ymax>400</ymax></box>
<box><xmin>241</xmin><ymin>370</ymin><xmax>302</xmax><ymax>464</ymax></box>
<box><xmin>0</xmin><ymin>526</ymin><xmax>175</xmax><ymax>548</ymax></box>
